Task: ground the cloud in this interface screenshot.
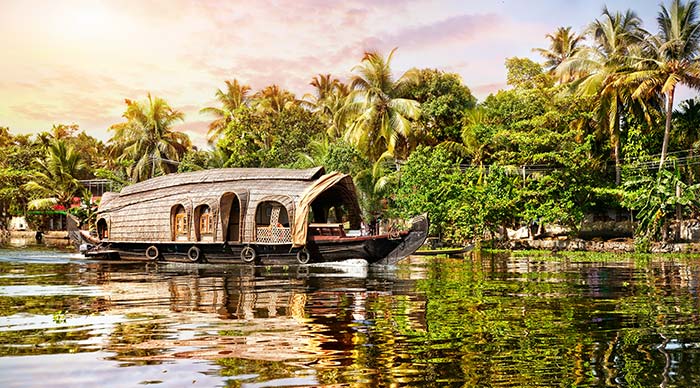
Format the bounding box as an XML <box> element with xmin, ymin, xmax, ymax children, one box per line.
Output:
<box><xmin>472</xmin><ymin>82</ymin><xmax>507</xmax><ymax>98</ymax></box>
<box><xmin>0</xmin><ymin>0</ymin><xmax>601</xmax><ymax>145</ymax></box>
<box><xmin>385</xmin><ymin>13</ymin><xmax>503</xmax><ymax>49</ymax></box>
<box><xmin>174</xmin><ymin>120</ymin><xmax>210</xmax><ymax>149</ymax></box>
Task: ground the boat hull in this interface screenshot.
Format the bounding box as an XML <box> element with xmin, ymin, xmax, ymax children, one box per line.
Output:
<box><xmin>84</xmin><ymin>214</ymin><xmax>429</xmax><ymax>265</ymax></box>
<box><xmin>86</xmin><ymin>236</ymin><xmax>406</xmax><ymax>264</ymax></box>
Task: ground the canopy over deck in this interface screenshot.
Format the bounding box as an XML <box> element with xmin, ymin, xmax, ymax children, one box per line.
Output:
<box><xmin>292</xmin><ymin>172</ymin><xmax>362</xmax><ymax>247</ymax></box>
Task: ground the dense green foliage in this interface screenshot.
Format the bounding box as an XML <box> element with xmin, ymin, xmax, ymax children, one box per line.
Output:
<box><xmin>218</xmin><ymin>104</ymin><xmax>325</xmax><ymax>168</ymax></box>
<box><xmin>400</xmin><ymin>68</ymin><xmax>477</xmax><ymax>143</ymax></box>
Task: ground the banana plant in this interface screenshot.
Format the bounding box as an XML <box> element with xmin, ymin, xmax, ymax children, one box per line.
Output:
<box><xmin>623</xmin><ymin>168</ymin><xmax>700</xmax><ymax>240</ymax></box>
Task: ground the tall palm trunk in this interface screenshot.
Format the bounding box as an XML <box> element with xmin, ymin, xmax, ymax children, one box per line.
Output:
<box><xmin>614</xmin><ymin>138</ymin><xmax>621</xmax><ymax>185</ymax></box>
<box><xmin>613</xmin><ymin>108</ymin><xmax>621</xmax><ymax>185</ymax></box>
<box><xmin>659</xmin><ymin>88</ymin><xmax>675</xmax><ymax>171</ymax></box>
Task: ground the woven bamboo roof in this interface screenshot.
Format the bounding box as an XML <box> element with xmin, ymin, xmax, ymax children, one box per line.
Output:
<box><xmin>119</xmin><ymin>167</ymin><xmax>325</xmax><ymax>197</ymax></box>
<box><xmin>96</xmin><ymin>167</ymin><xmax>363</xmax><ymax>245</ymax></box>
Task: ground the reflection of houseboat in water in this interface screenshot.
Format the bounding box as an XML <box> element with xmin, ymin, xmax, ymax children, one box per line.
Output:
<box><xmin>88</xmin><ymin>263</ymin><xmax>427</xmax><ymax>363</ymax></box>
<box><xmin>81</xmin><ymin>167</ymin><xmax>427</xmax><ymax>264</ymax></box>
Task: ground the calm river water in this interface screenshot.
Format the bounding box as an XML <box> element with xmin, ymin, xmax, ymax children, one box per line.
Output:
<box><xmin>1</xmin><ymin>248</ymin><xmax>700</xmax><ymax>387</ymax></box>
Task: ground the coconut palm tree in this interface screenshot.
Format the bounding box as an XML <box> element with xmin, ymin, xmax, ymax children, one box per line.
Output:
<box><xmin>200</xmin><ymin>79</ymin><xmax>252</xmax><ymax>144</ymax></box>
<box><xmin>558</xmin><ymin>8</ymin><xmax>647</xmax><ymax>184</ymax></box>
<box><xmin>109</xmin><ymin>94</ymin><xmax>191</xmax><ymax>182</ymax></box>
<box><xmin>252</xmin><ymin>85</ymin><xmax>299</xmax><ymax>114</ymax></box>
<box><xmin>25</xmin><ymin>139</ymin><xmax>88</xmax><ymax>210</ymax></box>
<box><xmin>534</xmin><ymin>26</ymin><xmax>585</xmax><ymax>82</ymax></box>
<box><xmin>302</xmin><ymin>74</ymin><xmax>352</xmax><ymax>138</ymax></box>
<box><xmin>673</xmin><ymin>98</ymin><xmax>700</xmax><ymax>181</ymax></box>
<box><xmin>626</xmin><ymin>0</ymin><xmax>700</xmax><ymax>171</ymax></box>
<box><xmin>303</xmin><ymin>74</ymin><xmax>341</xmax><ymax>109</ymax></box>
<box><xmin>49</xmin><ymin>124</ymin><xmax>79</xmax><ymax>140</ymax></box>
<box><xmin>344</xmin><ymin>48</ymin><xmax>421</xmax><ymax>162</ymax></box>
<box><xmin>674</xmin><ymin>98</ymin><xmax>700</xmax><ymax>146</ymax></box>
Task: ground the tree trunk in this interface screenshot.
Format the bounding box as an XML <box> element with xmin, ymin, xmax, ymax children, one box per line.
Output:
<box><xmin>614</xmin><ymin>138</ymin><xmax>621</xmax><ymax>186</ymax></box>
<box><xmin>613</xmin><ymin>105</ymin><xmax>621</xmax><ymax>185</ymax></box>
<box><xmin>659</xmin><ymin>89</ymin><xmax>675</xmax><ymax>171</ymax></box>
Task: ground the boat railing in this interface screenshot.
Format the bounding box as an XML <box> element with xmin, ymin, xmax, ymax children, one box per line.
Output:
<box><xmin>308</xmin><ymin>223</ymin><xmax>346</xmax><ymax>237</ymax></box>
<box><xmin>256</xmin><ymin>225</ymin><xmax>292</xmax><ymax>243</ymax></box>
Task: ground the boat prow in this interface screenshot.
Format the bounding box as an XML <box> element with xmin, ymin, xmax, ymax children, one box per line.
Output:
<box><xmin>381</xmin><ymin>213</ymin><xmax>429</xmax><ymax>265</ymax></box>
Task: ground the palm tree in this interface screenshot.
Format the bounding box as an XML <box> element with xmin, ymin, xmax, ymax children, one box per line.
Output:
<box><xmin>252</xmin><ymin>85</ymin><xmax>298</xmax><ymax>113</ymax></box>
<box><xmin>109</xmin><ymin>94</ymin><xmax>191</xmax><ymax>182</ymax></box>
<box><xmin>674</xmin><ymin>98</ymin><xmax>700</xmax><ymax>145</ymax></box>
<box><xmin>25</xmin><ymin>139</ymin><xmax>88</xmax><ymax>210</ymax></box>
<box><xmin>437</xmin><ymin>108</ymin><xmax>493</xmax><ymax>183</ymax></box>
<box><xmin>673</xmin><ymin>98</ymin><xmax>700</xmax><ymax>181</ymax></box>
<box><xmin>344</xmin><ymin>48</ymin><xmax>421</xmax><ymax>162</ymax></box>
<box><xmin>200</xmin><ymin>79</ymin><xmax>252</xmax><ymax>144</ymax></box>
<box><xmin>0</xmin><ymin>126</ymin><xmax>11</xmax><ymax>147</ymax></box>
<box><xmin>534</xmin><ymin>26</ymin><xmax>585</xmax><ymax>82</ymax></box>
<box><xmin>50</xmin><ymin>124</ymin><xmax>79</xmax><ymax>140</ymax></box>
<box><xmin>303</xmin><ymin>74</ymin><xmax>341</xmax><ymax>108</ymax></box>
<box><xmin>558</xmin><ymin>8</ymin><xmax>647</xmax><ymax>184</ymax></box>
<box><xmin>302</xmin><ymin>74</ymin><xmax>352</xmax><ymax>138</ymax></box>
<box><xmin>626</xmin><ymin>0</ymin><xmax>700</xmax><ymax>171</ymax></box>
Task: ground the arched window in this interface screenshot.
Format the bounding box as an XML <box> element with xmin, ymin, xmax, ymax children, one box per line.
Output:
<box><xmin>255</xmin><ymin>201</ymin><xmax>289</xmax><ymax>227</ymax></box>
<box><xmin>97</xmin><ymin>218</ymin><xmax>109</xmax><ymax>239</ymax></box>
<box><xmin>194</xmin><ymin>204</ymin><xmax>214</xmax><ymax>241</ymax></box>
<box><xmin>171</xmin><ymin>204</ymin><xmax>188</xmax><ymax>240</ymax></box>
<box><xmin>200</xmin><ymin>206</ymin><xmax>212</xmax><ymax>235</ymax></box>
<box><xmin>255</xmin><ymin>201</ymin><xmax>290</xmax><ymax>243</ymax></box>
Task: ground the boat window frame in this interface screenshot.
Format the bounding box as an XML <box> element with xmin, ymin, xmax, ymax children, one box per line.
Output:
<box><xmin>96</xmin><ymin>217</ymin><xmax>109</xmax><ymax>239</ymax></box>
<box><xmin>255</xmin><ymin>200</ymin><xmax>289</xmax><ymax>227</ymax></box>
<box><xmin>200</xmin><ymin>207</ymin><xmax>212</xmax><ymax>235</ymax></box>
<box><xmin>254</xmin><ymin>200</ymin><xmax>292</xmax><ymax>244</ymax></box>
<box><xmin>171</xmin><ymin>204</ymin><xmax>189</xmax><ymax>241</ymax></box>
<box><xmin>194</xmin><ymin>204</ymin><xmax>215</xmax><ymax>241</ymax></box>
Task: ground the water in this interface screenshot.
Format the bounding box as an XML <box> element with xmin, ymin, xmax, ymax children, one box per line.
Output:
<box><xmin>1</xmin><ymin>248</ymin><xmax>700</xmax><ymax>387</ymax></box>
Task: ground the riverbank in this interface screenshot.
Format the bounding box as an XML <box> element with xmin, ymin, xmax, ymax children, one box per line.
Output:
<box><xmin>508</xmin><ymin>237</ymin><xmax>700</xmax><ymax>254</ymax></box>
<box><xmin>4</xmin><ymin>228</ymin><xmax>700</xmax><ymax>255</ymax></box>
<box><xmin>0</xmin><ymin>230</ymin><xmax>72</xmax><ymax>249</ymax></box>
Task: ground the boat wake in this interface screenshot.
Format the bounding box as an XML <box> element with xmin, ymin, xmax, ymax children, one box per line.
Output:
<box><xmin>309</xmin><ymin>258</ymin><xmax>369</xmax><ymax>278</ymax></box>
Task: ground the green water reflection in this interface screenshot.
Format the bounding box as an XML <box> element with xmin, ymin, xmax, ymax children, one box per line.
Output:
<box><xmin>0</xmin><ymin>249</ymin><xmax>699</xmax><ymax>387</ymax></box>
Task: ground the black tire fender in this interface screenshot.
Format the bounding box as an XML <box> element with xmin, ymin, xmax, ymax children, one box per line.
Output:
<box><xmin>187</xmin><ymin>246</ymin><xmax>201</xmax><ymax>262</ymax></box>
<box><xmin>241</xmin><ymin>246</ymin><xmax>256</xmax><ymax>263</ymax></box>
<box><xmin>145</xmin><ymin>245</ymin><xmax>159</xmax><ymax>261</ymax></box>
<box><xmin>296</xmin><ymin>248</ymin><xmax>310</xmax><ymax>264</ymax></box>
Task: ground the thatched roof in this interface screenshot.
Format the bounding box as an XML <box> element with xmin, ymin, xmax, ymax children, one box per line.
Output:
<box><xmin>120</xmin><ymin>167</ymin><xmax>325</xmax><ymax>197</ymax></box>
<box><xmin>95</xmin><ymin>167</ymin><xmax>362</xmax><ymax>246</ymax></box>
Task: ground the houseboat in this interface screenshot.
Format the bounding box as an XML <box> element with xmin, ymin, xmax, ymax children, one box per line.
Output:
<box><xmin>81</xmin><ymin>167</ymin><xmax>428</xmax><ymax>265</ymax></box>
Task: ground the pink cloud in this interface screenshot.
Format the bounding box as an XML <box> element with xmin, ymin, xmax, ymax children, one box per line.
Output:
<box><xmin>385</xmin><ymin>13</ymin><xmax>503</xmax><ymax>49</ymax></box>
<box><xmin>472</xmin><ymin>82</ymin><xmax>507</xmax><ymax>98</ymax></box>
<box><xmin>0</xmin><ymin>0</ymin><xmax>568</xmax><ymax>147</ymax></box>
<box><xmin>174</xmin><ymin>120</ymin><xmax>210</xmax><ymax>148</ymax></box>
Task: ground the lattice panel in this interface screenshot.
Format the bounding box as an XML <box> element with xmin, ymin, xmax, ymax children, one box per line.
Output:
<box><xmin>270</xmin><ymin>206</ymin><xmax>281</xmax><ymax>226</ymax></box>
<box><xmin>256</xmin><ymin>226</ymin><xmax>292</xmax><ymax>243</ymax></box>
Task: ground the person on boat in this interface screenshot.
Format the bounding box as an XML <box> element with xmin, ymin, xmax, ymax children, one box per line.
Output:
<box><xmin>369</xmin><ymin>217</ymin><xmax>378</xmax><ymax>235</ymax></box>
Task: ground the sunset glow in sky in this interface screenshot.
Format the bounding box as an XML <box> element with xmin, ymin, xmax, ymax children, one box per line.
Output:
<box><xmin>0</xmin><ymin>0</ymin><xmax>686</xmax><ymax>147</ymax></box>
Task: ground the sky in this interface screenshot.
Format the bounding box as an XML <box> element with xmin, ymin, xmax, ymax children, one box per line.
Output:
<box><xmin>0</xmin><ymin>0</ymin><xmax>694</xmax><ymax>148</ymax></box>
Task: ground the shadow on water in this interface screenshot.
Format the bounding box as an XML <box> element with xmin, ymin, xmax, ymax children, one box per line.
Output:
<box><xmin>1</xmin><ymin>248</ymin><xmax>700</xmax><ymax>387</ymax></box>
